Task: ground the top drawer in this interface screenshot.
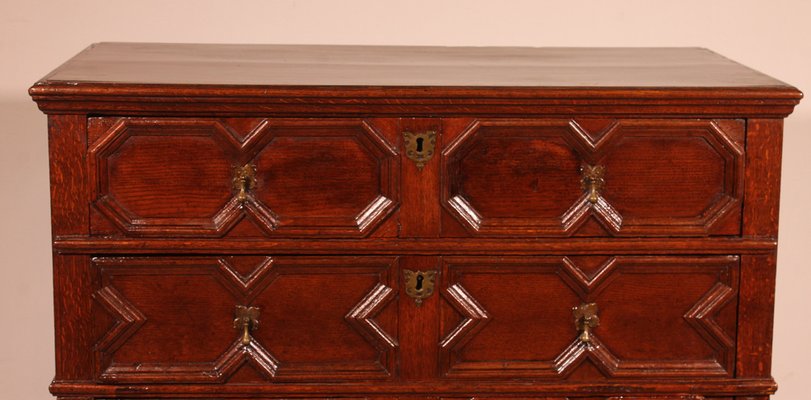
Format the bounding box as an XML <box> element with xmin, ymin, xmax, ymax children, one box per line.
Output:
<box><xmin>441</xmin><ymin>118</ymin><xmax>744</xmax><ymax>237</ymax></box>
<box><xmin>87</xmin><ymin>117</ymin><xmax>744</xmax><ymax>239</ymax></box>
<box><xmin>88</xmin><ymin>118</ymin><xmax>400</xmax><ymax>238</ymax></box>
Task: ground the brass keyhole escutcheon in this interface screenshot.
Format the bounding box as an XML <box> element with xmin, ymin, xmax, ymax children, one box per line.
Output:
<box><xmin>403</xmin><ymin>269</ymin><xmax>436</xmax><ymax>306</ymax></box>
<box><xmin>573</xmin><ymin>302</ymin><xmax>600</xmax><ymax>344</ymax></box>
<box><xmin>234</xmin><ymin>305</ymin><xmax>260</xmax><ymax>346</ymax></box>
<box><xmin>403</xmin><ymin>131</ymin><xmax>436</xmax><ymax>170</ymax></box>
<box><xmin>233</xmin><ymin>163</ymin><xmax>257</xmax><ymax>203</ymax></box>
<box><xmin>580</xmin><ymin>164</ymin><xmax>605</xmax><ymax>204</ymax></box>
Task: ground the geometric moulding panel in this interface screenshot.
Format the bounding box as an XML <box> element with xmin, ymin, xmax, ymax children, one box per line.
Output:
<box><xmin>439</xmin><ymin>255</ymin><xmax>738</xmax><ymax>379</ymax></box>
<box><xmin>441</xmin><ymin>119</ymin><xmax>744</xmax><ymax>237</ymax></box>
<box><xmin>93</xmin><ymin>256</ymin><xmax>398</xmax><ymax>383</ymax></box>
<box><xmin>88</xmin><ymin>118</ymin><xmax>399</xmax><ymax>238</ymax></box>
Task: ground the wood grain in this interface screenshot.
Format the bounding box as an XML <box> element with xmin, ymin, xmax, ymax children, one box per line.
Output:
<box><xmin>35</xmin><ymin>44</ymin><xmax>796</xmax><ymax>88</ymax></box>
<box><xmin>31</xmin><ymin>44</ymin><xmax>800</xmax><ymax>400</ymax></box>
<box><xmin>743</xmin><ymin>119</ymin><xmax>784</xmax><ymax>238</ymax></box>
<box><xmin>52</xmin><ymin>237</ymin><xmax>777</xmax><ymax>255</ymax></box>
<box><xmin>398</xmin><ymin>256</ymin><xmax>440</xmax><ymax>380</ymax></box>
<box><xmin>736</xmin><ymin>254</ymin><xmax>778</xmax><ymax>378</ymax></box>
<box><xmin>53</xmin><ymin>255</ymin><xmax>95</xmax><ymax>381</ymax></box>
<box><xmin>92</xmin><ymin>256</ymin><xmax>398</xmax><ymax>383</ymax></box>
<box><xmin>48</xmin><ymin>115</ymin><xmax>88</xmax><ymax>236</ymax></box>
<box><xmin>399</xmin><ymin>118</ymin><xmax>442</xmax><ymax>238</ymax></box>
<box><xmin>49</xmin><ymin>378</ymin><xmax>777</xmax><ymax>397</ymax></box>
<box><xmin>29</xmin><ymin>44</ymin><xmax>801</xmax><ymax>116</ymax></box>
<box><xmin>441</xmin><ymin>119</ymin><xmax>743</xmax><ymax>237</ymax></box>
<box><xmin>48</xmin><ymin>115</ymin><xmax>95</xmax><ymax>382</ymax></box>
<box><xmin>86</xmin><ymin>117</ymin><xmax>399</xmax><ymax>237</ymax></box>
<box><xmin>439</xmin><ymin>256</ymin><xmax>738</xmax><ymax>379</ymax></box>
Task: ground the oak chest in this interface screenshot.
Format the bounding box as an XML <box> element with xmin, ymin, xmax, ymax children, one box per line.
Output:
<box><xmin>30</xmin><ymin>43</ymin><xmax>802</xmax><ymax>400</ymax></box>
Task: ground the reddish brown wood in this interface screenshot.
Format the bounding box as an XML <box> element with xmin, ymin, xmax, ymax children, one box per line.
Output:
<box><xmin>742</xmin><ymin>120</ymin><xmax>784</xmax><ymax>238</ymax></box>
<box><xmin>48</xmin><ymin>114</ymin><xmax>88</xmax><ymax>236</ymax></box>
<box><xmin>400</xmin><ymin>118</ymin><xmax>442</xmax><ymax>238</ymax></box>
<box><xmin>439</xmin><ymin>256</ymin><xmax>737</xmax><ymax>379</ymax></box>
<box><xmin>87</xmin><ymin>117</ymin><xmax>399</xmax><ymax>238</ymax></box>
<box><xmin>53</xmin><ymin>255</ymin><xmax>95</xmax><ymax>381</ymax></box>
<box><xmin>441</xmin><ymin>119</ymin><xmax>743</xmax><ymax>237</ymax></box>
<box><xmin>439</xmin><ymin>118</ymin><xmax>478</xmax><ymax>237</ymax></box>
<box><xmin>30</xmin><ymin>45</ymin><xmax>801</xmax><ymax>117</ymax></box>
<box><xmin>31</xmin><ymin>44</ymin><xmax>800</xmax><ymax>400</ymax></box>
<box><xmin>398</xmin><ymin>256</ymin><xmax>440</xmax><ymax>380</ymax></box>
<box><xmin>735</xmin><ymin>119</ymin><xmax>784</xmax><ymax>381</ymax></box>
<box><xmin>48</xmin><ymin>378</ymin><xmax>776</xmax><ymax>397</ymax></box>
<box><xmin>49</xmin><ymin>115</ymin><xmax>96</xmax><ymax>382</ymax></box>
<box><xmin>736</xmin><ymin>255</ymin><xmax>777</xmax><ymax>378</ymax></box>
<box><xmin>52</xmin><ymin>237</ymin><xmax>778</xmax><ymax>255</ymax></box>
<box><xmin>91</xmin><ymin>256</ymin><xmax>398</xmax><ymax>383</ymax></box>
<box><xmin>31</xmin><ymin>44</ymin><xmax>794</xmax><ymax>88</ymax></box>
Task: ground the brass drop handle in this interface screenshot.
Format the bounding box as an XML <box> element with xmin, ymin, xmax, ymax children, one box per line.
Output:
<box><xmin>573</xmin><ymin>302</ymin><xmax>600</xmax><ymax>343</ymax></box>
<box><xmin>233</xmin><ymin>163</ymin><xmax>257</xmax><ymax>202</ymax></box>
<box><xmin>403</xmin><ymin>269</ymin><xmax>437</xmax><ymax>306</ymax></box>
<box><xmin>234</xmin><ymin>305</ymin><xmax>260</xmax><ymax>345</ymax></box>
<box><xmin>580</xmin><ymin>164</ymin><xmax>605</xmax><ymax>204</ymax></box>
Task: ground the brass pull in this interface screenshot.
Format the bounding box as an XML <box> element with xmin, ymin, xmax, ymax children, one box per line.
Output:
<box><xmin>233</xmin><ymin>163</ymin><xmax>257</xmax><ymax>202</ymax></box>
<box><xmin>403</xmin><ymin>269</ymin><xmax>436</xmax><ymax>305</ymax></box>
<box><xmin>234</xmin><ymin>305</ymin><xmax>260</xmax><ymax>345</ymax></box>
<box><xmin>403</xmin><ymin>131</ymin><xmax>436</xmax><ymax>170</ymax></box>
<box><xmin>580</xmin><ymin>164</ymin><xmax>605</xmax><ymax>204</ymax></box>
<box><xmin>573</xmin><ymin>303</ymin><xmax>600</xmax><ymax>343</ymax></box>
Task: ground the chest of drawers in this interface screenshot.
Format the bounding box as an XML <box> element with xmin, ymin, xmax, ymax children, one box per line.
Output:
<box><xmin>30</xmin><ymin>43</ymin><xmax>801</xmax><ymax>400</ymax></box>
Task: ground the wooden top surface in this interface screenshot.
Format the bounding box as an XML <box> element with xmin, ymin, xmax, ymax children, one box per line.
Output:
<box><xmin>37</xmin><ymin>42</ymin><xmax>795</xmax><ymax>89</ymax></box>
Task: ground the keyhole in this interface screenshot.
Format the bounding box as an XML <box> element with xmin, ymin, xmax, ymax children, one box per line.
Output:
<box><xmin>415</xmin><ymin>274</ymin><xmax>424</xmax><ymax>291</ymax></box>
<box><xmin>415</xmin><ymin>137</ymin><xmax>424</xmax><ymax>153</ymax></box>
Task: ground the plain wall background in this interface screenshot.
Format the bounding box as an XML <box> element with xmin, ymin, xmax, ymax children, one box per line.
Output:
<box><xmin>1</xmin><ymin>1</ymin><xmax>809</xmax><ymax>399</ymax></box>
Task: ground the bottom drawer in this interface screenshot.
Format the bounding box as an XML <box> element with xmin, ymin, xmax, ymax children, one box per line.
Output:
<box><xmin>87</xmin><ymin>254</ymin><xmax>739</xmax><ymax>385</ymax></box>
<box><xmin>439</xmin><ymin>255</ymin><xmax>739</xmax><ymax>379</ymax></box>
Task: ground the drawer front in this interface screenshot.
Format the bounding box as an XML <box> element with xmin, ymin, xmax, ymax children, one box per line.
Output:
<box><xmin>439</xmin><ymin>255</ymin><xmax>738</xmax><ymax>379</ymax></box>
<box><xmin>441</xmin><ymin>119</ymin><xmax>744</xmax><ymax>237</ymax></box>
<box><xmin>88</xmin><ymin>118</ymin><xmax>400</xmax><ymax>238</ymax></box>
<box><xmin>92</xmin><ymin>256</ymin><xmax>399</xmax><ymax>383</ymax></box>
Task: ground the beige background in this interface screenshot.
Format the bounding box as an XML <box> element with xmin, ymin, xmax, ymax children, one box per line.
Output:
<box><xmin>1</xmin><ymin>1</ymin><xmax>809</xmax><ymax>398</ymax></box>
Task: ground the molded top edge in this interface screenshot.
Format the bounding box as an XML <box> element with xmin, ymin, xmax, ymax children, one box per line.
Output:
<box><xmin>31</xmin><ymin>42</ymin><xmax>801</xmax><ymax>94</ymax></box>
